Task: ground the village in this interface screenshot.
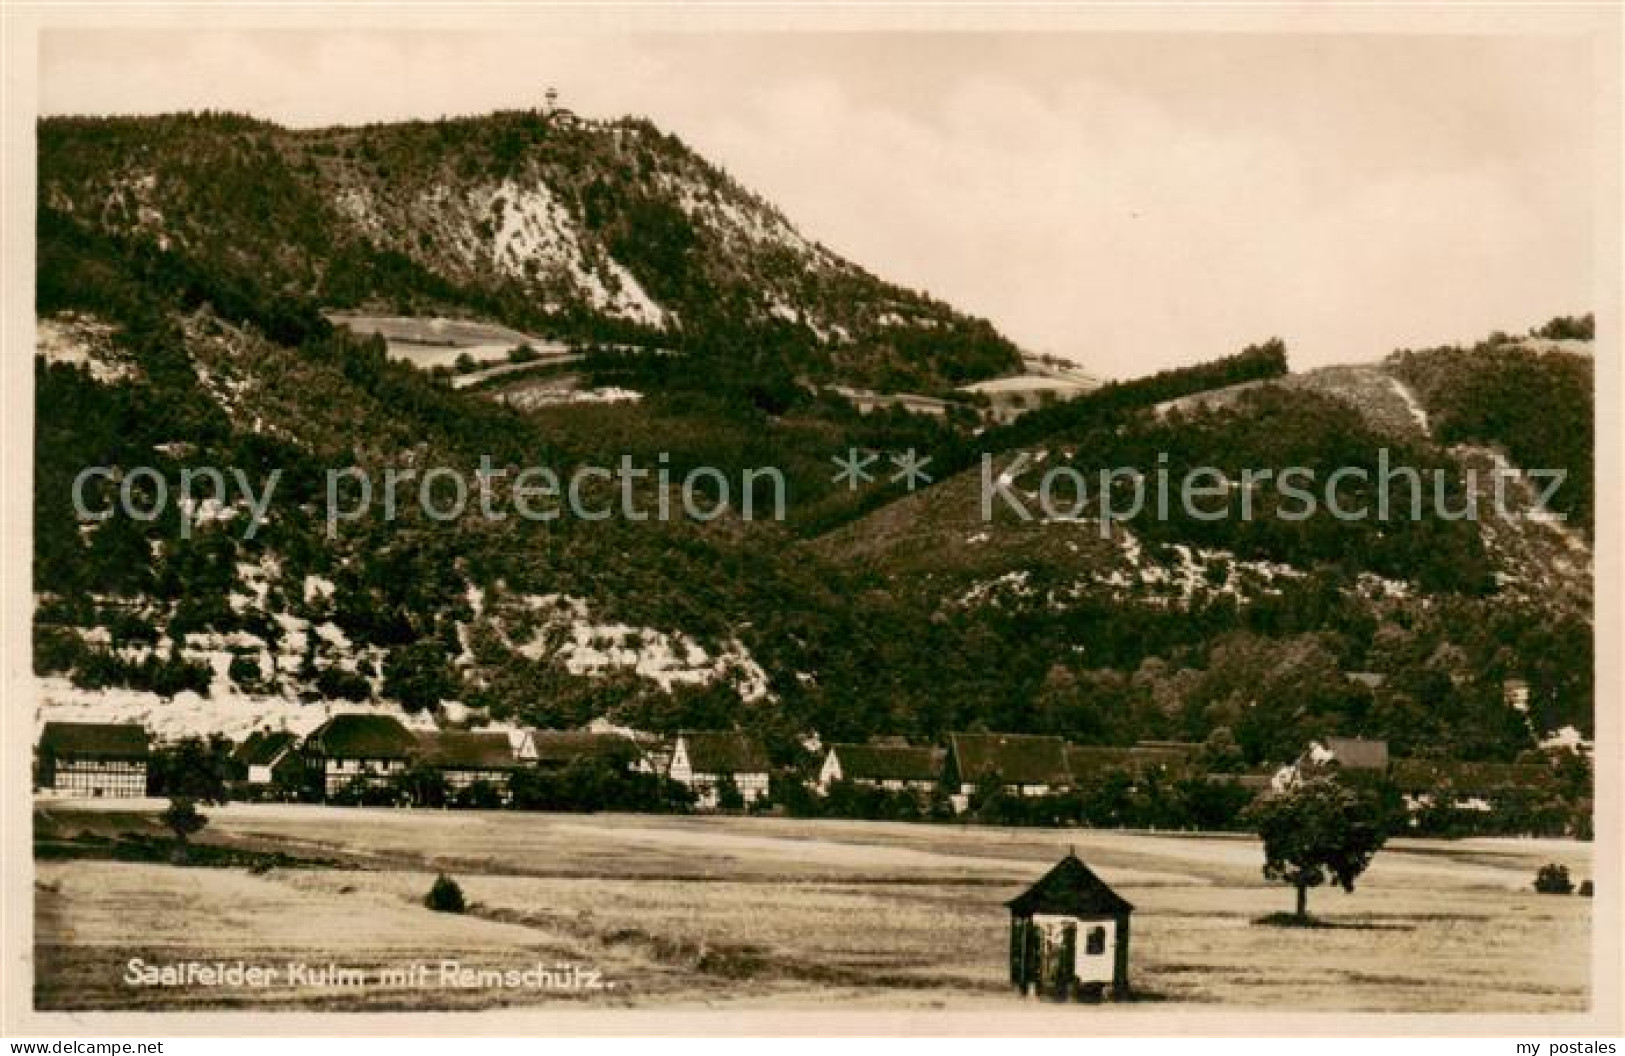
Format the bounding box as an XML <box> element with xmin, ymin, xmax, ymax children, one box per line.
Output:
<box><xmin>32</xmin><ymin>711</ymin><xmax>1589</xmax><ymax>838</ymax></box>
<box><xmin>31</xmin><ymin>713</ymin><xmax>1595</xmax><ymax>1011</ymax></box>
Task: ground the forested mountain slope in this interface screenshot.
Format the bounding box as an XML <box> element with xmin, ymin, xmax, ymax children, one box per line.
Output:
<box><xmin>40</xmin><ymin>110</ymin><xmax>1019</xmax><ymax>392</ymax></box>
<box><xmin>33</xmin><ymin>110</ymin><xmax>1595</xmax><ymax>767</ymax></box>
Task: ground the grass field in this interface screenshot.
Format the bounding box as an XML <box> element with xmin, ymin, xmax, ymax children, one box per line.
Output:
<box><xmin>33</xmin><ymin>802</ymin><xmax>1592</xmax><ymax>1012</ymax></box>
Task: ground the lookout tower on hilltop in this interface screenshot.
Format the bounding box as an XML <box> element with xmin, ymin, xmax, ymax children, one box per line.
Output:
<box><xmin>541</xmin><ymin>85</ymin><xmax>578</xmax><ymax>128</ymax></box>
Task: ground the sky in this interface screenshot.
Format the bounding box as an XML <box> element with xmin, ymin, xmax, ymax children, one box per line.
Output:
<box><xmin>39</xmin><ymin>29</ymin><xmax>1597</xmax><ymax>378</ymax></box>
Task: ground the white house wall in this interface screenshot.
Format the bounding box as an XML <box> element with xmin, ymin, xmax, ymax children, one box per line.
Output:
<box><xmin>1032</xmin><ymin>913</ymin><xmax>1117</xmax><ymax>985</ymax></box>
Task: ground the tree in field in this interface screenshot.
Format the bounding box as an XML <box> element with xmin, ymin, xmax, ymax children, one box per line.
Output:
<box><xmin>1244</xmin><ymin>776</ymin><xmax>1388</xmax><ymax>921</ymax></box>
<box><xmin>161</xmin><ymin>796</ymin><xmax>209</xmax><ymax>863</ymax></box>
<box><xmin>155</xmin><ymin>735</ymin><xmax>233</xmax><ymax>803</ymax></box>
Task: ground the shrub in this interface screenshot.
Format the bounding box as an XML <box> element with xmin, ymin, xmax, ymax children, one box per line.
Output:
<box><xmin>425</xmin><ymin>873</ymin><xmax>466</xmax><ymax>913</ymax></box>
<box><xmin>714</xmin><ymin>773</ymin><xmax>745</xmax><ymax>811</ymax></box>
<box><xmin>228</xmin><ymin>652</ymin><xmax>264</xmax><ymax>691</ymax></box>
<box><xmin>1534</xmin><ymin>863</ymin><xmax>1573</xmax><ymax>895</ymax></box>
<box><xmin>315</xmin><ymin>665</ymin><xmax>372</xmax><ymax>702</ymax></box>
<box><xmin>383</xmin><ymin>641</ymin><xmax>457</xmax><ymax>713</ymax></box>
<box><xmin>33</xmin><ymin>624</ymin><xmax>85</xmax><ymax>675</ymax></box>
<box><xmin>454</xmin><ymin>779</ymin><xmax>505</xmax><ymax>810</ymax></box>
<box><xmin>393</xmin><ymin>764</ymin><xmax>448</xmax><ymax>809</ymax></box>
<box><xmin>329</xmin><ymin>773</ymin><xmax>404</xmax><ymax>807</ymax></box>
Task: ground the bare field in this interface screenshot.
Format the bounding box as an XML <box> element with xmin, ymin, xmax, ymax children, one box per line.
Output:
<box><xmin>321</xmin><ymin>311</ymin><xmax>570</xmax><ymax>370</ymax></box>
<box><xmin>34</xmin><ymin>803</ymin><xmax>1592</xmax><ymax>1012</ymax></box>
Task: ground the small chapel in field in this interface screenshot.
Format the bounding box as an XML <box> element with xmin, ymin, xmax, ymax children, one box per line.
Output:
<box><xmin>1007</xmin><ymin>852</ymin><xmax>1134</xmax><ymax>1001</ymax></box>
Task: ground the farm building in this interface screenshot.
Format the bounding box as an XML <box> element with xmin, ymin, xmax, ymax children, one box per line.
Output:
<box><xmin>1131</xmin><ymin>740</ymin><xmax>1201</xmax><ymax>763</ymax></box>
<box><xmin>818</xmin><ymin>742</ymin><xmax>944</xmax><ymax>795</ymax></box>
<box><xmin>35</xmin><ymin>722</ymin><xmax>149</xmax><ymax>798</ymax></box>
<box><xmin>1202</xmin><ymin>770</ymin><xmax>1275</xmax><ymax>792</ymax></box>
<box><xmin>1391</xmin><ymin>758</ymin><xmax>1558</xmax><ymax>805</ymax></box>
<box><xmin>668</xmin><ymin>731</ymin><xmax>771</xmax><ymax>808</ymax></box>
<box><xmin>1274</xmin><ymin>737</ymin><xmax>1392</xmax><ymax>791</ymax></box>
<box><xmin>303</xmin><ymin>714</ymin><xmax>419</xmax><ymax>797</ymax></box>
<box><xmin>232</xmin><ymin>729</ymin><xmax>301</xmax><ymax>788</ymax></box>
<box><xmin>1324</xmin><ymin>737</ymin><xmax>1390</xmax><ymax>771</ymax></box>
<box><xmin>417</xmin><ymin>731</ymin><xmax>519</xmax><ymax>796</ymax></box>
<box><xmin>520</xmin><ymin>729</ymin><xmax>644</xmax><ymax>773</ymax></box>
<box><xmin>1008</xmin><ymin>853</ymin><xmax>1133</xmax><ymax>1000</ymax></box>
<box><xmin>944</xmin><ymin>732</ymin><xmax>1072</xmax><ymax>805</ymax></box>
<box><xmin>1065</xmin><ymin>741</ymin><xmax>1198</xmax><ymax>784</ymax></box>
<box><xmin>1061</xmin><ymin>744</ymin><xmax>1140</xmax><ymax>783</ymax></box>
<box><xmin>636</xmin><ymin>738</ymin><xmax>675</xmax><ymax>776</ymax></box>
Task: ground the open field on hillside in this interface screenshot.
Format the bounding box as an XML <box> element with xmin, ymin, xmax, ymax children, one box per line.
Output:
<box><xmin>323</xmin><ymin>311</ymin><xmax>568</xmax><ymax>370</ymax></box>
<box><xmin>1153</xmin><ymin>365</ymin><xmax>1429</xmax><ymax>440</ymax></box>
<box><xmin>34</xmin><ymin>802</ymin><xmax>1591</xmax><ymax>1013</ymax></box>
<box><xmin>323</xmin><ymin>312</ymin><xmax>546</xmax><ymax>348</ymax></box>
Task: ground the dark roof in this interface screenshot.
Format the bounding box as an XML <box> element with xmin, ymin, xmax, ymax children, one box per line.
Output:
<box><xmin>1007</xmin><ymin>854</ymin><xmax>1134</xmax><ymax>918</ymax></box>
<box><xmin>234</xmin><ymin>730</ymin><xmax>298</xmax><ymax>766</ymax></box>
<box><xmin>1134</xmin><ymin>740</ymin><xmax>1200</xmax><ymax>756</ymax></box>
<box><xmin>1391</xmin><ymin>758</ymin><xmax>1557</xmax><ymax>795</ymax></box>
<box><xmin>828</xmin><ymin>743</ymin><xmax>943</xmax><ymax>782</ymax></box>
<box><xmin>1206</xmin><ymin>770</ymin><xmax>1275</xmax><ymax>790</ymax></box>
<box><xmin>1065</xmin><ymin>745</ymin><xmax>1139</xmax><ymax>774</ymax></box>
<box><xmin>680</xmin><ymin>731</ymin><xmax>770</xmax><ymax>774</ymax></box>
<box><xmin>1326</xmin><ymin>737</ymin><xmax>1390</xmax><ymax>770</ymax></box>
<box><xmin>305</xmin><ymin>714</ymin><xmax>418</xmax><ymax>759</ymax></box>
<box><xmin>39</xmin><ymin>722</ymin><xmax>148</xmax><ymax>760</ymax></box>
<box><xmin>417</xmin><ymin>731</ymin><xmax>516</xmax><ymax>770</ymax></box>
<box><xmin>529</xmin><ymin>730</ymin><xmax>639</xmax><ymax>767</ymax></box>
<box><xmin>1067</xmin><ymin>742</ymin><xmax>1198</xmax><ymax>778</ymax></box>
<box><xmin>1131</xmin><ymin>744</ymin><xmax>1197</xmax><ymax>769</ymax></box>
<box><xmin>950</xmin><ymin>732</ymin><xmax>1071</xmax><ymax>786</ymax></box>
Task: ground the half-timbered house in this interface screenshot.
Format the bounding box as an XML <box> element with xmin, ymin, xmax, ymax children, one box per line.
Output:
<box><xmin>303</xmin><ymin>714</ymin><xmax>419</xmax><ymax>798</ymax></box>
<box><xmin>35</xmin><ymin>722</ymin><xmax>149</xmax><ymax>798</ymax></box>
<box><xmin>668</xmin><ymin>731</ymin><xmax>770</xmax><ymax>808</ymax></box>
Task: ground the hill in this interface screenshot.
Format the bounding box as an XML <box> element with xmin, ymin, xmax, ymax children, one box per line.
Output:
<box><xmin>1387</xmin><ymin>320</ymin><xmax>1594</xmax><ymax>532</ymax></box>
<box><xmin>807</xmin><ymin>329</ymin><xmax>1594</xmax><ymax>755</ymax></box>
<box><xmin>31</xmin><ymin>108</ymin><xmax>1596</xmax><ymax>768</ymax></box>
<box><xmin>38</xmin><ymin>110</ymin><xmax>1020</xmax><ymax>393</ymax></box>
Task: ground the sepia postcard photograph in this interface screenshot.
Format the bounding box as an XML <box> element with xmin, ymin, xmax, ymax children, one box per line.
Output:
<box><xmin>1</xmin><ymin>1</ymin><xmax>1620</xmax><ymax>1041</ymax></box>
